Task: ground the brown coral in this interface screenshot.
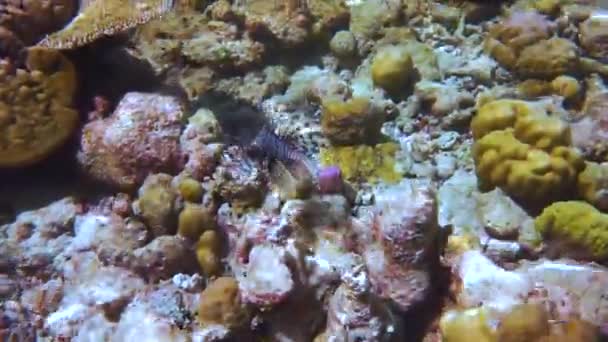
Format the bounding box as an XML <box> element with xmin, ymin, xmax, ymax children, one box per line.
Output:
<box><xmin>0</xmin><ymin>47</ymin><xmax>78</xmax><ymax>168</ymax></box>
<box><xmin>198</xmin><ymin>277</ymin><xmax>250</xmax><ymax>329</ymax></box>
<box><xmin>38</xmin><ymin>0</ymin><xmax>175</xmax><ymax>49</ymax></box>
<box><xmin>0</xmin><ymin>0</ymin><xmax>77</xmax><ymax>44</ymax></box>
<box><xmin>515</xmin><ymin>37</ymin><xmax>580</xmax><ymax>79</ymax></box>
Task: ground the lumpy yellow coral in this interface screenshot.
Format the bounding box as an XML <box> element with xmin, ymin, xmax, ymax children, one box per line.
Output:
<box><xmin>320</xmin><ymin>97</ymin><xmax>384</xmax><ymax>146</ymax></box>
<box><xmin>535</xmin><ymin>201</ymin><xmax>608</xmax><ymax>260</ymax></box>
<box><xmin>319</xmin><ymin>143</ymin><xmax>401</xmax><ymax>184</ymax></box>
<box><xmin>578</xmin><ymin>162</ymin><xmax>608</xmax><ymax>211</ymax></box>
<box><xmin>371</xmin><ymin>45</ymin><xmax>416</xmax><ymax>96</ymax></box>
<box><xmin>177</xmin><ymin>203</ymin><xmax>215</xmax><ymax>240</ymax></box>
<box><xmin>196</xmin><ymin>230</ymin><xmax>222</xmax><ymax>276</ymax></box>
<box><xmin>0</xmin><ymin>47</ymin><xmax>78</xmax><ymax>168</ymax></box>
<box><xmin>440</xmin><ymin>307</ymin><xmax>496</xmax><ymax>342</ymax></box>
<box><xmin>38</xmin><ymin>0</ymin><xmax>176</xmax><ymax>49</ymax></box>
<box><xmin>471</xmin><ymin>99</ymin><xmax>584</xmax><ymax>202</ymax></box>
<box><xmin>496</xmin><ymin>303</ymin><xmax>550</xmax><ymax>342</ymax></box>
<box><xmin>198</xmin><ymin>277</ymin><xmax>249</xmax><ymax>328</ymax></box>
<box><xmin>178</xmin><ymin>177</ymin><xmax>203</xmax><ymax>202</ymax></box>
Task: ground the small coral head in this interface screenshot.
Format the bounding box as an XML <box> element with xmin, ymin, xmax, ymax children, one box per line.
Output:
<box><xmin>318</xmin><ymin>165</ymin><xmax>343</xmax><ymax>194</ymax></box>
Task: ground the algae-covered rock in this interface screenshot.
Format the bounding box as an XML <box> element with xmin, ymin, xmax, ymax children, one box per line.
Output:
<box><xmin>515</xmin><ymin>37</ymin><xmax>580</xmax><ymax>79</ymax></box>
<box><xmin>78</xmin><ymin>92</ymin><xmax>185</xmax><ymax>190</ymax></box>
<box><xmin>579</xmin><ymin>12</ymin><xmax>608</xmax><ymax>62</ymax></box>
<box><xmin>349</xmin><ymin>0</ymin><xmax>402</xmax><ymax>53</ymax></box>
<box><xmin>329</xmin><ymin>30</ymin><xmax>357</xmax><ymax>59</ymax></box>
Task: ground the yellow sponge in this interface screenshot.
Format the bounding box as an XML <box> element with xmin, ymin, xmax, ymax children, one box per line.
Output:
<box><xmin>535</xmin><ymin>201</ymin><xmax>608</xmax><ymax>260</ymax></box>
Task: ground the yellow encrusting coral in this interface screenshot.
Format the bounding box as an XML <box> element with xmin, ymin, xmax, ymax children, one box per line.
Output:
<box><xmin>0</xmin><ymin>47</ymin><xmax>78</xmax><ymax>168</ymax></box>
<box><xmin>197</xmin><ymin>277</ymin><xmax>250</xmax><ymax>328</ymax></box>
<box><xmin>496</xmin><ymin>303</ymin><xmax>550</xmax><ymax>342</ymax></box>
<box><xmin>440</xmin><ymin>307</ymin><xmax>496</xmax><ymax>342</ymax></box>
<box><xmin>195</xmin><ymin>230</ymin><xmax>222</xmax><ymax>277</ymax></box>
<box><xmin>319</xmin><ymin>143</ymin><xmax>401</xmax><ymax>184</ymax></box>
<box><xmin>471</xmin><ymin>99</ymin><xmax>584</xmax><ymax>203</ymax></box>
<box><xmin>577</xmin><ymin>162</ymin><xmax>608</xmax><ymax>211</ymax></box>
<box><xmin>177</xmin><ymin>203</ymin><xmax>215</xmax><ymax>240</ymax></box>
<box><xmin>320</xmin><ymin>97</ymin><xmax>385</xmax><ymax>146</ymax></box>
<box><xmin>371</xmin><ymin>44</ymin><xmax>416</xmax><ymax>96</ymax></box>
<box><xmin>38</xmin><ymin>0</ymin><xmax>176</xmax><ymax>49</ymax></box>
<box><xmin>535</xmin><ymin>201</ymin><xmax>608</xmax><ymax>261</ymax></box>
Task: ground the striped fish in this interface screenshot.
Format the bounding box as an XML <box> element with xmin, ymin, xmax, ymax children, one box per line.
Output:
<box><xmin>247</xmin><ymin>125</ymin><xmax>319</xmax><ymax>181</ymax></box>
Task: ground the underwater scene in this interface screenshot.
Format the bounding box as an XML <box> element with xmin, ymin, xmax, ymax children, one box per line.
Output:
<box><xmin>3</xmin><ymin>0</ymin><xmax>608</xmax><ymax>341</ymax></box>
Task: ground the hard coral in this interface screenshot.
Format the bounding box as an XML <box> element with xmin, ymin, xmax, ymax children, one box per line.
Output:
<box><xmin>38</xmin><ymin>0</ymin><xmax>175</xmax><ymax>49</ymax></box>
<box><xmin>577</xmin><ymin>161</ymin><xmax>608</xmax><ymax>211</ymax></box>
<box><xmin>134</xmin><ymin>173</ymin><xmax>178</xmax><ymax>237</ymax></box>
<box><xmin>515</xmin><ymin>37</ymin><xmax>580</xmax><ymax>79</ymax></box>
<box><xmin>78</xmin><ymin>92</ymin><xmax>185</xmax><ymax>191</ymax></box>
<box><xmin>471</xmin><ymin>99</ymin><xmax>584</xmax><ymax>203</ymax></box>
<box><xmin>0</xmin><ymin>0</ymin><xmax>76</xmax><ymax>44</ymax></box>
<box><xmin>197</xmin><ymin>277</ymin><xmax>250</xmax><ymax>329</ymax></box>
<box><xmin>321</xmin><ymin>97</ymin><xmax>385</xmax><ymax>146</ymax></box>
<box><xmin>535</xmin><ymin>200</ymin><xmax>608</xmax><ymax>261</ymax></box>
<box><xmin>371</xmin><ymin>45</ymin><xmax>416</xmax><ymax>97</ymax></box>
<box><xmin>0</xmin><ymin>47</ymin><xmax>78</xmax><ymax>168</ymax></box>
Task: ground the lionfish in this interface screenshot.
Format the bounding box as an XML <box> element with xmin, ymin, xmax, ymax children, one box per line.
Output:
<box><xmin>37</xmin><ymin>0</ymin><xmax>178</xmax><ymax>49</ymax></box>
<box><xmin>246</xmin><ymin>125</ymin><xmax>324</xmax><ymax>198</ymax></box>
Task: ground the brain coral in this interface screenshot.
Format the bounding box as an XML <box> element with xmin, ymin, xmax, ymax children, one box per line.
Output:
<box><xmin>471</xmin><ymin>99</ymin><xmax>584</xmax><ymax>203</ymax></box>
<box><xmin>0</xmin><ymin>47</ymin><xmax>78</xmax><ymax>168</ymax></box>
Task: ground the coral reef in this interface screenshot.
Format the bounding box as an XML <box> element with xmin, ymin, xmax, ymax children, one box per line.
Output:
<box><xmin>0</xmin><ymin>47</ymin><xmax>78</xmax><ymax>168</ymax></box>
<box><xmin>6</xmin><ymin>0</ymin><xmax>608</xmax><ymax>341</ymax></box>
